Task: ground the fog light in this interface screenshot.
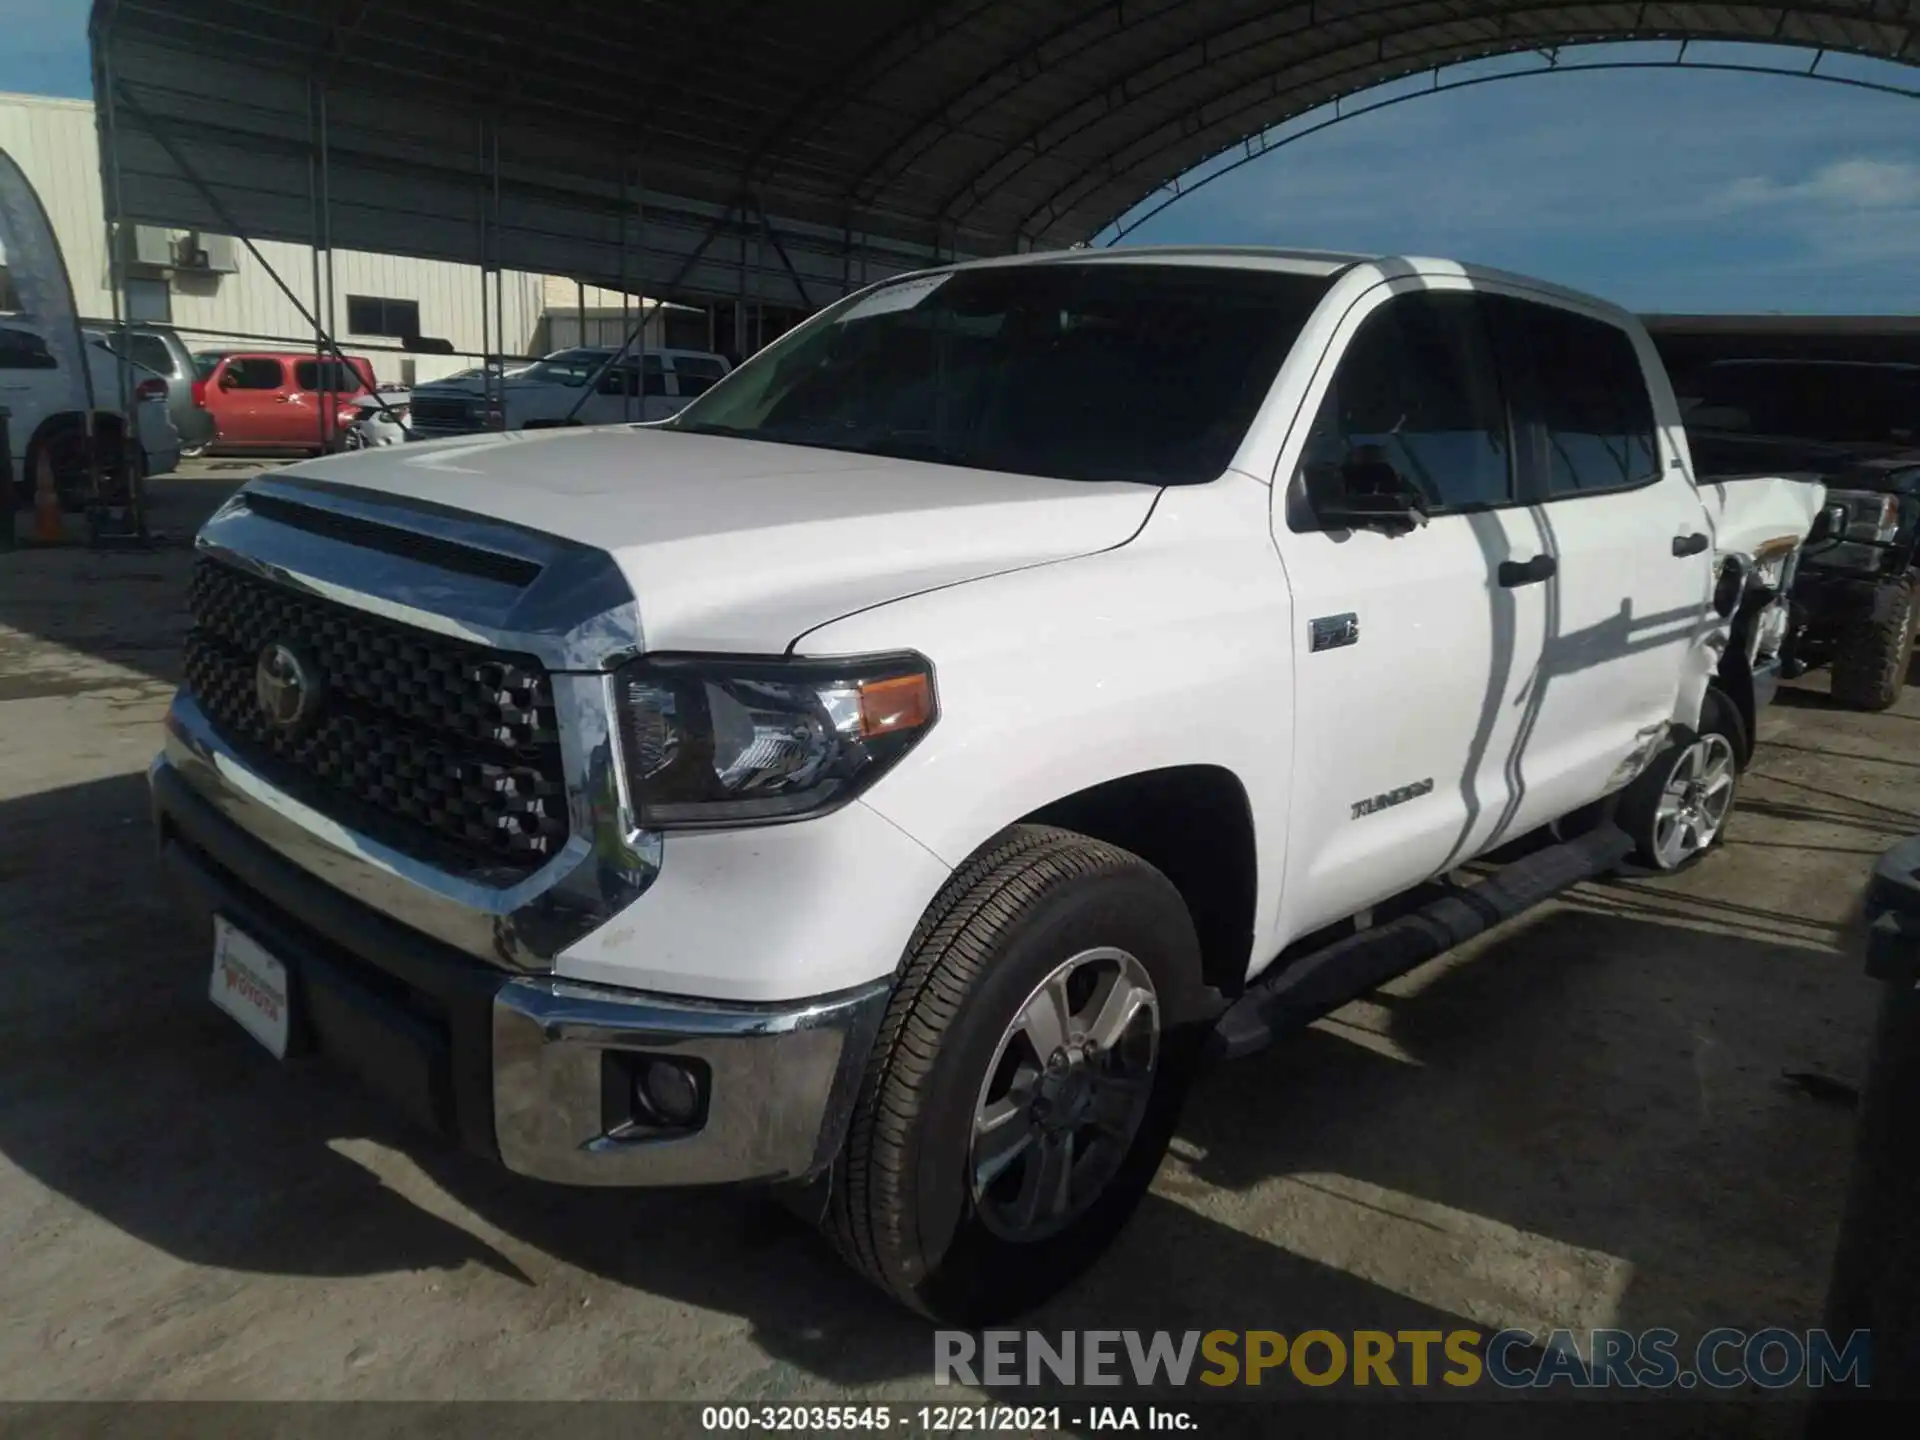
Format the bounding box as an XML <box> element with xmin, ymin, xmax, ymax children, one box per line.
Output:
<box><xmin>638</xmin><ymin>1058</ymin><xmax>702</xmax><ymax>1126</ymax></box>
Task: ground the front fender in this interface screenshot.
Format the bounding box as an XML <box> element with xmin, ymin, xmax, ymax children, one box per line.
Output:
<box><xmin>795</xmin><ymin>475</ymin><xmax>1296</xmax><ymax>952</ymax></box>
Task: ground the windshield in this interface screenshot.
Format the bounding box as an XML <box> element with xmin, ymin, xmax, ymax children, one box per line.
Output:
<box><xmin>671</xmin><ymin>262</ymin><xmax>1334</xmax><ymax>484</ymax></box>
<box><xmin>523</xmin><ymin>348</ymin><xmax>615</xmax><ymax>386</ymax></box>
<box><xmin>1685</xmin><ymin>362</ymin><xmax>1920</xmax><ymax>446</ymax></box>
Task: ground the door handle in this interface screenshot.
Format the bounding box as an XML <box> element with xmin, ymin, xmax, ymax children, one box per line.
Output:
<box><xmin>1672</xmin><ymin>532</ymin><xmax>1710</xmax><ymax>557</ymax></box>
<box><xmin>1497</xmin><ymin>554</ymin><xmax>1556</xmax><ymax>588</ymax></box>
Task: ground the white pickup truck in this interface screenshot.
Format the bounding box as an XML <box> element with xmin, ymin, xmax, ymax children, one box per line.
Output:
<box><xmin>2</xmin><ymin>146</ymin><xmax>181</xmax><ymax>515</ymax></box>
<box><xmin>403</xmin><ymin>345</ymin><xmax>732</xmax><ymax>439</ymax></box>
<box><xmin>151</xmin><ymin>247</ymin><xmax>1825</xmax><ymax>1324</ymax></box>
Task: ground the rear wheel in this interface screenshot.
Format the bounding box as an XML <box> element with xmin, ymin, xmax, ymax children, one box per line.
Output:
<box><xmin>1618</xmin><ymin>692</ymin><xmax>1743</xmax><ymax>872</ymax></box>
<box><xmin>1830</xmin><ymin>574</ymin><xmax>1917</xmax><ymax>712</ymax></box>
<box><xmin>825</xmin><ymin>825</ymin><xmax>1205</xmax><ymax>1324</ymax></box>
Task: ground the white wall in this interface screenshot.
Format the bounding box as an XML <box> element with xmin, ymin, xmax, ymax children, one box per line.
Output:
<box><xmin>0</xmin><ymin>93</ymin><xmax>112</xmax><ymax>320</ymax></box>
<box><xmin>1</xmin><ymin>91</ymin><xmax>552</xmax><ymax>385</ymax></box>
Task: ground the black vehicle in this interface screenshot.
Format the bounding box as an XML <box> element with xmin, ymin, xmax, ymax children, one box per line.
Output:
<box><xmin>1680</xmin><ymin>359</ymin><xmax>1920</xmax><ymax>711</ymax></box>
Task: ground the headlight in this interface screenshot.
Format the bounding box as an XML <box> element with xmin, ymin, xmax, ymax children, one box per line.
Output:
<box><xmin>1831</xmin><ymin>489</ymin><xmax>1901</xmax><ymax>544</ymax></box>
<box><xmin>613</xmin><ymin>652</ymin><xmax>937</xmax><ymax>828</ymax></box>
<box><xmin>1818</xmin><ymin>489</ymin><xmax>1904</xmax><ymax>573</ymax></box>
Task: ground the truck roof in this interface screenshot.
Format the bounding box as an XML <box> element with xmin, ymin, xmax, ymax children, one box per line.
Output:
<box><xmin>914</xmin><ymin>244</ymin><xmax>1641</xmax><ymax>331</ymax></box>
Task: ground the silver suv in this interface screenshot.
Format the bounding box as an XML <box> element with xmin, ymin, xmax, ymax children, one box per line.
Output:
<box><xmin>87</xmin><ymin>323</ymin><xmax>215</xmax><ymax>461</ymax></box>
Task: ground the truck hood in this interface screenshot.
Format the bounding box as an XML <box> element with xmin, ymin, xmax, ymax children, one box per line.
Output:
<box><xmin>278</xmin><ymin>426</ymin><xmax>1160</xmax><ymax>653</ymax></box>
<box><xmin>1696</xmin><ymin>472</ymin><xmax>1828</xmax><ymax>560</ymax></box>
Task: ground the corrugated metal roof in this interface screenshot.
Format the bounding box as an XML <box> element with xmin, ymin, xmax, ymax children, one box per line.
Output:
<box><xmin>91</xmin><ymin>1</ymin><xmax>1920</xmax><ymax>301</ymax></box>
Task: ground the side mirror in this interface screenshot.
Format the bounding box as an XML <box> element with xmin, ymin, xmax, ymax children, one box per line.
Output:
<box><xmin>1316</xmin><ymin>490</ymin><xmax>1430</xmax><ymax>535</ymax></box>
<box><xmin>1808</xmin><ymin>503</ymin><xmax>1848</xmax><ymax>545</ymax></box>
<box><xmin>1309</xmin><ymin>457</ymin><xmax>1430</xmax><ymax>535</ymax></box>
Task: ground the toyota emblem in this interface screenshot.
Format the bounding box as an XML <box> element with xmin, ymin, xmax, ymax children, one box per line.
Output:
<box><xmin>254</xmin><ymin>643</ymin><xmax>319</xmax><ymax>731</ymax></box>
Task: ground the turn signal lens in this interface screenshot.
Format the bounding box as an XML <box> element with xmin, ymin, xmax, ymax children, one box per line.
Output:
<box><xmin>857</xmin><ymin>672</ymin><xmax>935</xmax><ymax>738</ymax></box>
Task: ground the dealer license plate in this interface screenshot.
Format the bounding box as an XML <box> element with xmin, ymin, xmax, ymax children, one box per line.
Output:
<box><xmin>209</xmin><ymin>917</ymin><xmax>291</xmax><ymax>1060</ymax></box>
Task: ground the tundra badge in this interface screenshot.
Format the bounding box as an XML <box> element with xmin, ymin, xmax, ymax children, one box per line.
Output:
<box><xmin>1310</xmin><ymin>612</ymin><xmax>1360</xmax><ymax>652</ymax></box>
<box><xmin>1352</xmin><ymin>778</ymin><xmax>1434</xmax><ymax>820</ymax></box>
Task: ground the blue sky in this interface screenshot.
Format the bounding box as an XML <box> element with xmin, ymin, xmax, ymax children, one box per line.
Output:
<box><xmin>1109</xmin><ymin>42</ymin><xmax>1920</xmax><ymax>316</ymax></box>
<box><xmin>5</xmin><ymin>6</ymin><xmax>1916</xmax><ymax>315</ymax></box>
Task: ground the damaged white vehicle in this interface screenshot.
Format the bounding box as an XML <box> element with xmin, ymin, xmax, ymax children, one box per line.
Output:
<box><xmin>151</xmin><ymin>248</ymin><xmax>1827</xmax><ymax>1325</ymax></box>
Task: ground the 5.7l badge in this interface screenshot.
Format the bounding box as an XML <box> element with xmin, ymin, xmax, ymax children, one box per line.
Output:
<box><xmin>1351</xmin><ymin>778</ymin><xmax>1434</xmax><ymax>820</ymax></box>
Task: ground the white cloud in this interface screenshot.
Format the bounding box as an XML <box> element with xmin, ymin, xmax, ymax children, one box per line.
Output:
<box><xmin>1711</xmin><ymin>158</ymin><xmax>1920</xmax><ymax>213</ymax></box>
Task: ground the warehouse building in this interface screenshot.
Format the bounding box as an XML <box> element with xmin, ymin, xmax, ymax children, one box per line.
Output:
<box><xmin>0</xmin><ymin>90</ymin><xmax>738</xmax><ymax>386</ymax></box>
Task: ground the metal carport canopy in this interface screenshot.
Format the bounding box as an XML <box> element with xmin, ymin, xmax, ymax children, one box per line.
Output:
<box><xmin>92</xmin><ymin>0</ymin><xmax>1919</xmax><ymax>306</ymax></box>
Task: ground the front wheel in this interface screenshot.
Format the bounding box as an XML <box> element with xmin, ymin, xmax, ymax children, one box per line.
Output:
<box><xmin>1617</xmin><ymin>693</ymin><xmax>1743</xmax><ymax>872</ymax></box>
<box><xmin>825</xmin><ymin>825</ymin><xmax>1205</xmax><ymax>1324</ymax></box>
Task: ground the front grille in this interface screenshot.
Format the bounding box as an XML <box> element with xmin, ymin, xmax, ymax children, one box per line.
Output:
<box><xmin>408</xmin><ymin>395</ymin><xmax>480</xmax><ymax>432</ymax></box>
<box><xmin>183</xmin><ymin>557</ymin><xmax>568</xmax><ymax>880</ymax></box>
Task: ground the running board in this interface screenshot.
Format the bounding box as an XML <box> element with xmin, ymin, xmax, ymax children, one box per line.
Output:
<box><xmin>1208</xmin><ymin>824</ymin><xmax>1634</xmax><ymax>1063</ymax></box>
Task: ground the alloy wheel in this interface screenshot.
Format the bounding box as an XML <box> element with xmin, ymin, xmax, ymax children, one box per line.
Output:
<box><xmin>969</xmin><ymin>947</ymin><xmax>1160</xmax><ymax>1243</ymax></box>
<box><xmin>1652</xmin><ymin>733</ymin><xmax>1737</xmax><ymax>868</ymax></box>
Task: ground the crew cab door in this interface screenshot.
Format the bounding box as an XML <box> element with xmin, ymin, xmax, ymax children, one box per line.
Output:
<box><xmin>293</xmin><ymin>358</ymin><xmax>368</xmax><ymax>449</ymax></box>
<box><xmin>1481</xmin><ymin>294</ymin><xmax>1715</xmax><ymax>824</ymax></box>
<box><xmin>208</xmin><ymin>356</ymin><xmax>297</xmax><ymax>446</ymax></box>
<box><xmin>1269</xmin><ymin>281</ymin><xmax>1553</xmax><ymax>944</ymax></box>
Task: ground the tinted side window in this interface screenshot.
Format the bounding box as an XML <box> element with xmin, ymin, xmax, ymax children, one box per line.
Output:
<box><xmin>1293</xmin><ymin>291</ymin><xmax>1511</xmax><ymax>524</ymax></box>
<box><xmin>294</xmin><ymin>359</ymin><xmax>363</xmax><ymax>392</ymax></box>
<box><xmin>1504</xmin><ymin>301</ymin><xmax>1659</xmax><ymax>496</ymax></box>
<box><xmin>129</xmin><ymin>335</ymin><xmax>176</xmax><ymax>376</ymax></box>
<box><xmin>0</xmin><ymin>327</ymin><xmax>57</xmax><ymax>370</ymax></box>
<box><xmin>225</xmin><ymin>358</ymin><xmax>286</xmax><ymax>390</ymax></box>
<box><xmin>672</xmin><ymin>355</ymin><xmax>727</xmax><ymax>397</ymax></box>
<box><xmin>599</xmin><ymin>354</ymin><xmax>669</xmax><ymax>397</ymax></box>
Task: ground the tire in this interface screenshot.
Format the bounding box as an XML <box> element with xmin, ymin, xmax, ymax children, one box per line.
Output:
<box><xmin>179</xmin><ymin>441</ymin><xmax>209</xmax><ymax>460</ymax></box>
<box><xmin>825</xmin><ymin>824</ymin><xmax>1206</xmax><ymax>1324</ymax></box>
<box><xmin>1617</xmin><ymin>691</ymin><xmax>1744</xmax><ymax>873</ymax></box>
<box><xmin>1830</xmin><ymin>574</ymin><xmax>1917</xmax><ymax>712</ymax></box>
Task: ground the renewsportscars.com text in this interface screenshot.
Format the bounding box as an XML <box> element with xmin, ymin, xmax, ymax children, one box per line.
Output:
<box><xmin>934</xmin><ymin>1328</ymin><xmax>1872</xmax><ymax>1391</ymax></box>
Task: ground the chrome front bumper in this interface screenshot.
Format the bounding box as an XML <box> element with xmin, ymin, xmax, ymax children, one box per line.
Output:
<box><xmin>153</xmin><ymin>749</ymin><xmax>892</xmax><ymax>1189</ymax></box>
<box><xmin>493</xmin><ymin>976</ymin><xmax>889</xmax><ymax>1187</ymax></box>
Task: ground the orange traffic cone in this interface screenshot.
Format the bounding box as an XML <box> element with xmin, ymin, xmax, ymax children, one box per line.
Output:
<box><xmin>32</xmin><ymin>444</ymin><xmax>63</xmax><ymax>543</ymax></box>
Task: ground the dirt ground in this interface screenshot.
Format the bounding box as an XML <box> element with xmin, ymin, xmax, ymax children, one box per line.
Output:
<box><xmin>0</xmin><ymin>462</ymin><xmax>1912</xmax><ymax>1415</ymax></box>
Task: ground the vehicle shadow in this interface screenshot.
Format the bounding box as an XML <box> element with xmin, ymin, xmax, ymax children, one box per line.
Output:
<box><xmin>1770</xmin><ymin>684</ymin><xmax>1844</xmax><ymax>712</ymax></box>
<box><xmin>1759</xmin><ymin>738</ymin><xmax>1920</xmax><ymax>773</ymax></box>
<box><xmin>0</xmin><ymin>771</ymin><xmax>1489</xmax><ymax>1397</ymax></box>
<box><xmin>1176</xmin><ymin>903</ymin><xmax>1871</xmax><ymax>1344</ymax></box>
<box><xmin>0</xmin><ymin>771</ymin><xmax>1875</xmax><ymax>1405</ymax></box>
<box><xmin>0</xmin><ymin>472</ymin><xmax>241</xmax><ymax>691</ymax></box>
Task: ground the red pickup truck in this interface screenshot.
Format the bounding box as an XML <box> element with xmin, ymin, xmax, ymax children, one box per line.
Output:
<box><xmin>192</xmin><ymin>351</ymin><xmax>378</xmax><ymax>455</ymax></box>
